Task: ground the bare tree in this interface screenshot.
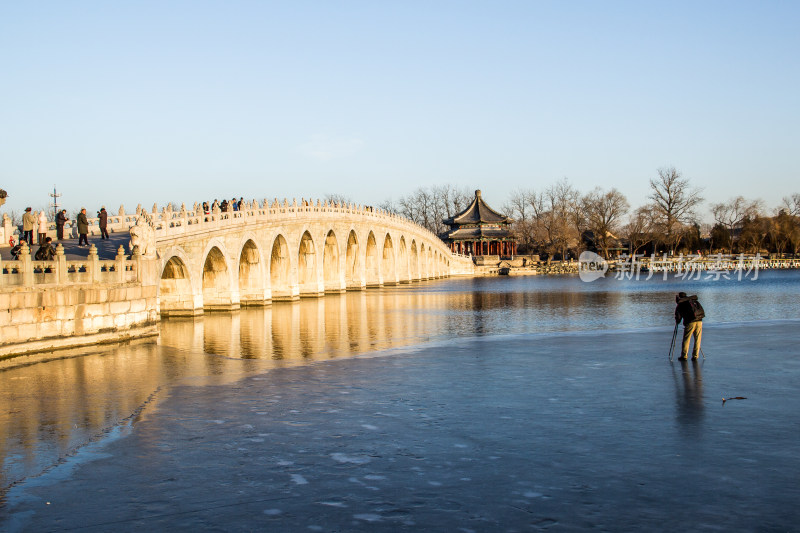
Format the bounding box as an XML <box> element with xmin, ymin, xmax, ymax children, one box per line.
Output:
<box><xmin>739</xmin><ymin>216</ymin><xmax>770</xmax><ymax>254</ymax></box>
<box><xmin>377</xmin><ymin>198</ymin><xmax>400</xmax><ymax>215</ymax></box>
<box><xmin>710</xmin><ymin>196</ymin><xmax>763</xmax><ymax>254</ymax></box>
<box><xmin>324</xmin><ymin>193</ymin><xmax>353</xmax><ymax>206</ymax></box>
<box><xmin>389</xmin><ymin>184</ymin><xmax>474</xmax><ymax>235</ymax></box>
<box><xmin>434</xmin><ymin>184</ymin><xmax>471</xmax><ymax>220</ymax></box>
<box><xmin>788</xmin><ymin>221</ymin><xmax>800</xmax><ymax>257</ymax></box>
<box><xmin>622</xmin><ymin>206</ymin><xmax>654</xmax><ymax>256</ymax></box>
<box><xmin>767</xmin><ymin>211</ymin><xmax>794</xmax><ymax>256</ymax></box>
<box><xmin>647</xmin><ymin>167</ymin><xmax>704</xmax><ymax>254</ymax></box>
<box><xmin>541</xmin><ymin>179</ymin><xmax>580</xmax><ymax>260</ymax></box>
<box><xmin>584</xmin><ymin>187</ymin><xmax>630</xmax><ymax>258</ymax></box>
<box><xmin>504</xmin><ymin>189</ymin><xmax>535</xmax><ymax>253</ymax></box>
<box><xmin>782</xmin><ymin>193</ymin><xmax>800</xmax><ymax>216</ymax></box>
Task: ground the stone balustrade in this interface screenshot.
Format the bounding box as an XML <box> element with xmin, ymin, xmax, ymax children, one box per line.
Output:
<box><xmin>2</xmin><ymin>199</ymin><xmax>451</xmax><ymax>249</ymax></box>
<box><xmin>148</xmin><ymin>198</ymin><xmax>447</xmax><ymax>247</ymax></box>
<box><xmin>0</xmin><ymin>243</ymin><xmax>139</xmax><ymax>288</ymax></box>
<box><xmin>0</xmin><ymin>242</ymin><xmax>159</xmax><ymax>358</ymax></box>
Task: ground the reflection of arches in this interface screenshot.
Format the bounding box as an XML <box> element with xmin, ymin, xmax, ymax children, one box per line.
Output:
<box><xmin>398</xmin><ymin>237</ymin><xmax>409</xmax><ymax>283</ymax></box>
<box><xmin>323</xmin><ymin>230</ymin><xmax>343</xmax><ymax>293</ymax></box>
<box><xmin>239</xmin><ymin>239</ymin><xmax>267</xmax><ymax>306</ymax></box>
<box><xmin>160</xmin><ymin>255</ymin><xmax>199</xmax><ymax>316</ymax></box>
<box><xmin>270</xmin><ymin>235</ymin><xmax>294</xmax><ymax>301</ymax></box>
<box><xmin>410</xmin><ymin>240</ymin><xmax>419</xmax><ymax>281</ymax></box>
<box><xmin>345</xmin><ymin>230</ymin><xmax>362</xmax><ymax>289</ymax></box>
<box><xmin>382</xmin><ymin>233</ymin><xmax>396</xmax><ymax>285</ymax></box>
<box><xmin>365</xmin><ymin>231</ymin><xmax>380</xmax><ymax>287</ymax></box>
<box><xmin>298</xmin><ymin>231</ymin><xmax>321</xmax><ymax>296</ymax></box>
<box><xmin>203</xmin><ymin>246</ymin><xmax>237</xmax><ymax>310</ymax></box>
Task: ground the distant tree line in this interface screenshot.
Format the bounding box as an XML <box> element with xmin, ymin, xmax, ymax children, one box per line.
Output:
<box><xmin>377</xmin><ymin>169</ymin><xmax>800</xmax><ymax>260</ymax></box>
<box><xmin>503</xmin><ymin>168</ymin><xmax>800</xmax><ymax>259</ymax></box>
<box><xmin>378</xmin><ymin>184</ymin><xmax>474</xmax><ymax>236</ymax></box>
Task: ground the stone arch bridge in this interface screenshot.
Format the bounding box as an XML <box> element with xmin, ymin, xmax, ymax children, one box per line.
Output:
<box><xmin>149</xmin><ymin>199</ymin><xmax>474</xmax><ymax>316</ymax></box>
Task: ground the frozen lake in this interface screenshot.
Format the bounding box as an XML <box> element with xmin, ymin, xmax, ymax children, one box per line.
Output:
<box><xmin>2</xmin><ymin>270</ymin><xmax>800</xmax><ymax>530</ymax></box>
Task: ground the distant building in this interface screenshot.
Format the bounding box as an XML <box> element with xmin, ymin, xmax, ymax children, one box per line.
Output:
<box><xmin>442</xmin><ymin>190</ymin><xmax>515</xmax><ymax>256</ymax></box>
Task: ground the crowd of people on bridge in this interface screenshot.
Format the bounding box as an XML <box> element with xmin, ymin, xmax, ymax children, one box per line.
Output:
<box><xmin>202</xmin><ymin>197</ymin><xmax>245</xmax><ymax>214</ymax></box>
<box><xmin>8</xmin><ymin>205</ymin><xmax>110</xmax><ymax>260</ymax></box>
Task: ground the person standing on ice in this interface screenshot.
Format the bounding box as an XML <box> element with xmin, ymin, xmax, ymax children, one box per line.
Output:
<box><xmin>675</xmin><ymin>292</ymin><xmax>704</xmax><ymax>361</ymax></box>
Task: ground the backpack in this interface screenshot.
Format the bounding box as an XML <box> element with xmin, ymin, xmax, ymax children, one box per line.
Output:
<box><xmin>687</xmin><ymin>298</ymin><xmax>705</xmax><ymax>321</ymax></box>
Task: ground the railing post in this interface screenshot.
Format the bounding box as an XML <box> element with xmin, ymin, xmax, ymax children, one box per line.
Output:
<box><xmin>133</xmin><ymin>246</ymin><xmax>143</xmax><ymax>283</ymax></box>
<box><xmin>116</xmin><ymin>245</ymin><xmax>127</xmax><ymax>283</ymax></box>
<box><xmin>56</xmin><ymin>244</ymin><xmax>67</xmax><ymax>284</ymax></box>
<box><xmin>20</xmin><ymin>242</ymin><xmax>33</xmax><ymax>287</ymax></box>
<box><xmin>88</xmin><ymin>244</ymin><xmax>99</xmax><ymax>283</ymax></box>
<box><xmin>0</xmin><ymin>250</ymin><xmax>4</xmax><ymax>288</ymax></box>
<box><xmin>2</xmin><ymin>213</ymin><xmax>12</xmax><ymax>244</ymax></box>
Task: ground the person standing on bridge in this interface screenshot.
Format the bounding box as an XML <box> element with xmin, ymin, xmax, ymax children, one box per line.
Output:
<box><xmin>22</xmin><ymin>207</ymin><xmax>35</xmax><ymax>245</ymax></box>
<box><xmin>37</xmin><ymin>210</ymin><xmax>48</xmax><ymax>245</ymax></box>
<box><xmin>56</xmin><ymin>209</ymin><xmax>69</xmax><ymax>240</ymax></box>
<box><xmin>77</xmin><ymin>208</ymin><xmax>89</xmax><ymax>246</ymax></box>
<box><xmin>98</xmin><ymin>206</ymin><xmax>109</xmax><ymax>239</ymax></box>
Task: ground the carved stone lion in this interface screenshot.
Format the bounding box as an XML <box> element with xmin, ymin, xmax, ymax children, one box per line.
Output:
<box><xmin>129</xmin><ymin>215</ymin><xmax>156</xmax><ymax>257</ymax></box>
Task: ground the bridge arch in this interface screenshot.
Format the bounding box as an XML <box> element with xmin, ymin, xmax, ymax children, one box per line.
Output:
<box><xmin>298</xmin><ymin>230</ymin><xmax>322</xmax><ymax>297</ymax></box>
<box><xmin>419</xmin><ymin>243</ymin><xmax>428</xmax><ymax>280</ymax></box>
<box><xmin>159</xmin><ymin>246</ymin><xmax>201</xmax><ymax>316</ymax></box>
<box><xmin>202</xmin><ymin>240</ymin><xmax>239</xmax><ymax>310</ymax></box>
<box><xmin>365</xmin><ymin>231</ymin><xmax>380</xmax><ymax>287</ymax></box>
<box><xmin>410</xmin><ymin>240</ymin><xmax>419</xmax><ymax>281</ymax></box>
<box><xmin>323</xmin><ymin>229</ymin><xmax>343</xmax><ymax>293</ymax></box>
<box><xmin>270</xmin><ymin>234</ymin><xmax>295</xmax><ymax>301</ymax></box>
<box><xmin>238</xmin><ymin>236</ymin><xmax>268</xmax><ymax>306</ymax></box>
<box><xmin>345</xmin><ymin>230</ymin><xmax>362</xmax><ymax>289</ymax></box>
<box><xmin>382</xmin><ymin>233</ymin><xmax>397</xmax><ymax>286</ymax></box>
<box><xmin>398</xmin><ymin>236</ymin><xmax>409</xmax><ymax>283</ymax></box>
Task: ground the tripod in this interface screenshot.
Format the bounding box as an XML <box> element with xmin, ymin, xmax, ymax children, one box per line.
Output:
<box><xmin>668</xmin><ymin>323</ymin><xmax>678</xmax><ymax>361</ymax></box>
<box><xmin>669</xmin><ymin>322</ymin><xmax>706</xmax><ymax>361</ymax></box>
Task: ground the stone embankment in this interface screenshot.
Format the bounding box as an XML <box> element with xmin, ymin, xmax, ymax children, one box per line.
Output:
<box><xmin>0</xmin><ymin>242</ymin><xmax>159</xmax><ymax>358</ymax></box>
<box><xmin>473</xmin><ymin>256</ymin><xmax>579</xmax><ymax>276</ymax></box>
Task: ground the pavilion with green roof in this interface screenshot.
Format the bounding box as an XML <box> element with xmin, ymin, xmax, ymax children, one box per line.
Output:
<box><xmin>442</xmin><ymin>190</ymin><xmax>515</xmax><ymax>257</ymax></box>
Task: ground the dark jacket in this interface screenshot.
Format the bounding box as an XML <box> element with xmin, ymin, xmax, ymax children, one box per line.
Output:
<box><xmin>675</xmin><ymin>295</ymin><xmax>702</xmax><ymax>324</ymax></box>
<box><xmin>98</xmin><ymin>209</ymin><xmax>108</xmax><ymax>228</ymax></box>
<box><xmin>35</xmin><ymin>242</ymin><xmax>56</xmax><ymax>261</ymax></box>
<box><xmin>56</xmin><ymin>211</ymin><xmax>68</xmax><ymax>227</ymax></box>
<box><xmin>77</xmin><ymin>212</ymin><xmax>89</xmax><ymax>234</ymax></box>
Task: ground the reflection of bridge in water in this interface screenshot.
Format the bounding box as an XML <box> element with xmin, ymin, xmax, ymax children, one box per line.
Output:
<box><xmin>0</xmin><ymin>288</ymin><xmax>456</xmax><ymax>490</ymax></box>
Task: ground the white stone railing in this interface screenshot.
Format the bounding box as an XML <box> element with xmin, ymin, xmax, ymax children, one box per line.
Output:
<box><xmin>3</xmin><ymin>199</ymin><xmax>454</xmax><ymax>253</ymax></box>
<box><xmin>0</xmin><ymin>243</ymin><xmax>139</xmax><ymax>288</ymax></box>
<box><xmin>147</xmin><ymin>198</ymin><xmax>451</xmax><ymax>251</ymax></box>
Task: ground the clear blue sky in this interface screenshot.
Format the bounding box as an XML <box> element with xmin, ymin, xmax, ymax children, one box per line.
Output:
<box><xmin>1</xmin><ymin>1</ymin><xmax>798</xmax><ymax>220</ymax></box>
